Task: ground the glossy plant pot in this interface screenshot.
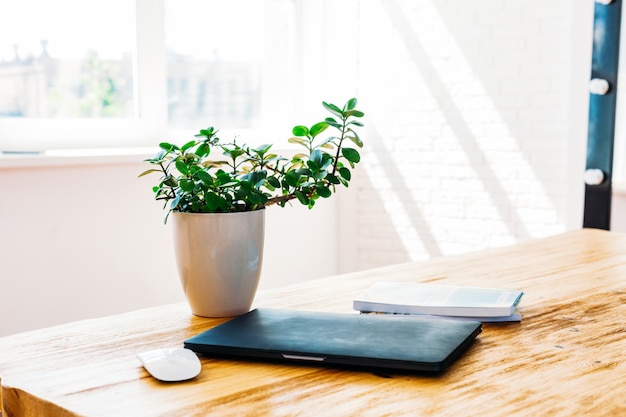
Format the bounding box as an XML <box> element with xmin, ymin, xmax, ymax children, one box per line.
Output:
<box><xmin>171</xmin><ymin>210</ymin><xmax>265</xmax><ymax>317</ymax></box>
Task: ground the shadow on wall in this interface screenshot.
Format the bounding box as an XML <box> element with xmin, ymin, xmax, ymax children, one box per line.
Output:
<box><xmin>355</xmin><ymin>172</ymin><xmax>413</xmax><ymax>270</ymax></box>
<box><xmin>430</xmin><ymin>0</ymin><xmax>576</xmax><ymax>209</ymax></box>
<box><xmin>353</xmin><ymin>0</ymin><xmax>574</xmax><ymax>270</ymax></box>
<box><xmin>361</xmin><ymin>123</ymin><xmax>444</xmax><ymax>261</ymax></box>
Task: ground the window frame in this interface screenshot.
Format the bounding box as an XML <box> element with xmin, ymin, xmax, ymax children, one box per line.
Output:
<box><xmin>0</xmin><ymin>0</ymin><xmax>348</xmax><ymax>154</ymax></box>
<box><xmin>0</xmin><ymin>0</ymin><xmax>167</xmax><ymax>152</ymax></box>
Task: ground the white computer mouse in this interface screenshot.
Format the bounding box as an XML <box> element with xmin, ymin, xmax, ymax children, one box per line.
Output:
<box><xmin>137</xmin><ymin>347</ymin><xmax>201</xmax><ymax>382</ymax></box>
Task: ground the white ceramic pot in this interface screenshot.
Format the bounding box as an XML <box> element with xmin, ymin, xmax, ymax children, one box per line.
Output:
<box><xmin>171</xmin><ymin>210</ymin><xmax>265</xmax><ymax>317</ymax></box>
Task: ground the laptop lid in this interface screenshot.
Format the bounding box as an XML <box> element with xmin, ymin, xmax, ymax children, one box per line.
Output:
<box><xmin>184</xmin><ymin>308</ymin><xmax>482</xmax><ymax>373</ymax></box>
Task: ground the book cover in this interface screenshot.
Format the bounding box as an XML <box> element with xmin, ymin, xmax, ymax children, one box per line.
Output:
<box><xmin>353</xmin><ymin>282</ymin><xmax>524</xmax><ymax>318</ymax></box>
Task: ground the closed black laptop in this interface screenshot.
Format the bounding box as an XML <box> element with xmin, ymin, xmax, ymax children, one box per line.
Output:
<box><xmin>184</xmin><ymin>308</ymin><xmax>482</xmax><ymax>373</ymax></box>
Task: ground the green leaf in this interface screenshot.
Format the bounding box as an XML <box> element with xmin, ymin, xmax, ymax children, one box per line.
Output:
<box><xmin>159</xmin><ymin>142</ymin><xmax>179</xmax><ymax>151</ymax></box>
<box><xmin>307</xmin><ymin>159</ymin><xmax>320</xmax><ymax>172</ymax></box>
<box><xmin>312</xmin><ymin>170</ymin><xmax>327</xmax><ymax>180</ymax></box>
<box><xmin>181</xmin><ymin>153</ymin><xmax>198</xmax><ymax>164</ymax></box>
<box><xmin>181</xmin><ymin>140</ymin><xmax>196</xmax><ymax>152</ymax></box>
<box><xmin>223</xmin><ymin>147</ymin><xmax>245</xmax><ymax>159</ymax></box>
<box><xmin>195</xmin><ymin>143</ymin><xmax>210</xmax><ymax>158</ymax></box>
<box><xmin>144</xmin><ymin>149</ymin><xmax>167</xmax><ymax>163</ymax></box>
<box><xmin>265</xmin><ymin>153</ymin><xmax>285</xmax><ymax>163</ymax></box>
<box><xmin>248</xmin><ymin>192</ymin><xmax>262</xmax><ymax>205</ymax></box>
<box><xmin>263</xmin><ymin>180</ymin><xmax>276</xmax><ymax>192</ymax></box>
<box><xmin>316</xmin><ymin>185</ymin><xmax>332</xmax><ymax>198</ymax></box>
<box><xmin>205</xmin><ymin>193</ymin><xmax>221</xmax><ymax>210</ymax></box>
<box><xmin>163</xmin><ymin>175</ymin><xmax>178</xmax><ymax>187</ymax></box>
<box><xmin>292</xmin><ymin>125</ymin><xmax>309</xmax><ymax>137</ymax></box>
<box><xmin>288</xmin><ymin>137</ymin><xmax>308</xmax><ymax>147</ymax></box>
<box><xmin>180</xmin><ymin>179</ymin><xmax>195</xmax><ymax>192</ymax></box>
<box><xmin>204</xmin><ymin>160</ymin><xmax>229</xmax><ymax>169</ymax></box>
<box><xmin>319</xmin><ymin>152</ymin><xmax>333</xmax><ymax>170</ymax></box>
<box><xmin>291</xmin><ymin>153</ymin><xmax>307</xmax><ymax>162</ymax></box>
<box><xmin>338</xmin><ymin>167</ymin><xmax>351</xmax><ymax>181</ymax></box>
<box><xmin>344</xmin><ymin>98</ymin><xmax>358</xmax><ymax>111</ymax></box>
<box><xmin>295</xmin><ymin>168</ymin><xmax>312</xmax><ymax>177</ymax></box>
<box><xmin>348</xmin><ymin>133</ymin><xmax>363</xmax><ymax>148</ymax></box>
<box><xmin>267</xmin><ymin>177</ymin><xmax>281</xmax><ymax>188</ymax></box>
<box><xmin>322</xmin><ymin>102</ymin><xmax>342</xmax><ymax>118</ymax></box>
<box><xmin>284</xmin><ymin>171</ymin><xmax>300</xmax><ymax>187</ymax></box>
<box><xmin>341</xmin><ymin>148</ymin><xmax>361</xmax><ymax>163</ymax></box>
<box><xmin>218</xmin><ymin>181</ymin><xmax>239</xmax><ymax>188</ymax></box>
<box><xmin>175</xmin><ymin>160</ymin><xmax>189</xmax><ymax>175</ymax></box>
<box><xmin>254</xmin><ymin>143</ymin><xmax>272</xmax><ymax>154</ymax></box>
<box><xmin>216</xmin><ymin>171</ymin><xmax>234</xmax><ymax>185</ymax></box>
<box><xmin>138</xmin><ymin>168</ymin><xmax>162</xmax><ymax>178</ymax></box>
<box><xmin>324</xmin><ymin>117</ymin><xmax>342</xmax><ymax>129</ymax></box>
<box><xmin>344</xmin><ymin>109</ymin><xmax>364</xmax><ymax>118</ymax></box>
<box><xmin>295</xmin><ymin>190</ymin><xmax>309</xmax><ymax>205</ymax></box>
<box><xmin>326</xmin><ymin>174</ymin><xmax>340</xmax><ymax>185</ymax></box>
<box><xmin>195</xmin><ymin>170</ymin><xmax>213</xmax><ymax>185</ymax></box>
<box><xmin>244</xmin><ymin>170</ymin><xmax>267</xmax><ymax>188</ymax></box>
<box><xmin>317</xmin><ymin>137</ymin><xmax>337</xmax><ymax>148</ymax></box>
<box><xmin>195</xmin><ymin>127</ymin><xmax>217</xmax><ymax>138</ymax></box>
<box><xmin>310</xmin><ymin>122</ymin><xmax>329</xmax><ymax>138</ymax></box>
<box><xmin>310</xmin><ymin>149</ymin><xmax>323</xmax><ymax>166</ymax></box>
<box><xmin>169</xmin><ymin>194</ymin><xmax>181</xmax><ymax>209</ymax></box>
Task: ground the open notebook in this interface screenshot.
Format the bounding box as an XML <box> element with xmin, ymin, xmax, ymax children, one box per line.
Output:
<box><xmin>184</xmin><ymin>308</ymin><xmax>482</xmax><ymax>373</ymax></box>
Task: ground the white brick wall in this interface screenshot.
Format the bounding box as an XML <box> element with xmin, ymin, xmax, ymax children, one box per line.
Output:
<box><xmin>343</xmin><ymin>0</ymin><xmax>586</xmax><ymax>271</ymax></box>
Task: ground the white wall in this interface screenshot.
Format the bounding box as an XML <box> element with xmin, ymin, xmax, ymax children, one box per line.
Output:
<box><xmin>612</xmin><ymin>188</ymin><xmax>626</xmax><ymax>231</ymax></box>
<box><xmin>0</xmin><ymin>154</ymin><xmax>338</xmax><ymax>336</ymax></box>
<box><xmin>347</xmin><ymin>0</ymin><xmax>596</xmax><ymax>270</ymax></box>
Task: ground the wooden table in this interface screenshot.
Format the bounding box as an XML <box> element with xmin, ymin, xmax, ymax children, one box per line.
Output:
<box><xmin>2</xmin><ymin>229</ymin><xmax>626</xmax><ymax>416</ymax></box>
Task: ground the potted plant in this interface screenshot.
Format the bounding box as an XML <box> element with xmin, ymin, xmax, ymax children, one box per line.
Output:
<box><xmin>140</xmin><ymin>98</ymin><xmax>365</xmax><ymax>317</ymax></box>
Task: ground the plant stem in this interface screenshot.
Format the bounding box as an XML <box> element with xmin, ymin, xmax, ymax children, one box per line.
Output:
<box><xmin>330</xmin><ymin>116</ymin><xmax>347</xmax><ymax>176</ymax></box>
<box><xmin>265</xmin><ymin>193</ymin><xmax>296</xmax><ymax>207</ymax></box>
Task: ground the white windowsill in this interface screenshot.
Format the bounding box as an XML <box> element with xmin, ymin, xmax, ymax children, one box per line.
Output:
<box><xmin>0</xmin><ymin>147</ymin><xmax>159</xmax><ymax>169</ymax></box>
<box><xmin>0</xmin><ymin>143</ymin><xmax>301</xmax><ymax>170</ymax></box>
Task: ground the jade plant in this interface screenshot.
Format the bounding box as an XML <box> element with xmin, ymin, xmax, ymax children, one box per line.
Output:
<box><xmin>140</xmin><ymin>98</ymin><xmax>365</xmax><ymax>222</ymax></box>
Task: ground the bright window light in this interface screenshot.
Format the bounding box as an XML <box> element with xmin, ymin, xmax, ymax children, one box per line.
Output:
<box><xmin>0</xmin><ymin>0</ymin><xmax>298</xmax><ymax>151</ymax></box>
<box><xmin>164</xmin><ymin>0</ymin><xmax>297</xmax><ymax>139</ymax></box>
<box><xmin>0</xmin><ymin>0</ymin><xmax>136</xmax><ymax>119</ymax></box>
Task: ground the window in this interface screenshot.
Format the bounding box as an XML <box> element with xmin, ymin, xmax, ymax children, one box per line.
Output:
<box><xmin>0</xmin><ymin>0</ymin><xmax>165</xmax><ymax>152</ymax></box>
<box><xmin>164</xmin><ymin>0</ymin><xmax>297</xmax><ymax>141</ymax></box>
<box><xmin>0</xmin><ymin>0</ymin><xmax>136</xmax><ymax>119</ymax></box>
<box><xmin>0</xmin><ymin>0</ymin><xmax>299</xmax><ymax>152</ymax></box>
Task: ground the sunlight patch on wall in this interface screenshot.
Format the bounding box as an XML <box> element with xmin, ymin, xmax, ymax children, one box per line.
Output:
<box><xmin>362</xmin><ymin>148</ymin><xmax>432</xmax><ymax>262</ymax></box>
<box><xmin>407</xmin><ymin>0</ymin><xmax>564</xmax><ymax>238</ymax></box>
<box><xmin>357</xmin><ymin>0</ymin><xmax>566</xmax><ymax>262</ymax></box>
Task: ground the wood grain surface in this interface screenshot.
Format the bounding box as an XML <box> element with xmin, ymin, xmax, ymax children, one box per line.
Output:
<box><xmin>2</xmin><ymin>229</ymin><xmax>626</xmax><ymax>416</ymax></box>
